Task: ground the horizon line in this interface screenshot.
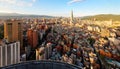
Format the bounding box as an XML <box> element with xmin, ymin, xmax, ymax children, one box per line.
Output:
<box><xmin>0</xmin><ymin>12</ymin><xmax>120</xmax><ymax>17</ymax></box>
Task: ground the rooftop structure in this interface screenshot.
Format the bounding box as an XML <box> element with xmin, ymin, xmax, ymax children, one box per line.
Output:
<box><xmin>1</xmin><ymin>60</ymin><xmax>82</xmax><ymax>69</ymax></box>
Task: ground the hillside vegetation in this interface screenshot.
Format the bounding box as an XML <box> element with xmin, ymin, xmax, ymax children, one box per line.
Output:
<box><xmin>82</xmin><ymin>14</ymin><xmax>120</xmax><ymax>21</ymax></box>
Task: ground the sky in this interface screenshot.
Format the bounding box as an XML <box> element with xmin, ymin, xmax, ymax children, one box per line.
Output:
<box><xmin>0</xmin><ymin>0</ymin><xmax>120</xmax><ymax>17</ymax></box>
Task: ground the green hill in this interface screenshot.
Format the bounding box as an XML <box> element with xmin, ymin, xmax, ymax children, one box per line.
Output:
<box><xmin>82</xmin><ymin>14</ymin><xmax>120</xmax><ymax>21</ymax></box>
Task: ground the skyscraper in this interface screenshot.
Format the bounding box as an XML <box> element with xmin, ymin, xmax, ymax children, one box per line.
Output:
<box><xmin>4</xmin><ymin>19</ymin><xmax>23</xmax><ymax>51</ymax></box>
<box><xmin>70</xmin><ymin>10</ymin><xmax>74</xmax><ymax>24</ymax></box>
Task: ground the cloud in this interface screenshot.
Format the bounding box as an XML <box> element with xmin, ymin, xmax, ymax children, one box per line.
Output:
<box><xmin>0</xmin><ymin>0</ymin><xmax>16</xmax><ymax>4</ymax></box>
<box><xmin>0</xmin><ymin>0</ymin><xmax>37</xmax><ymax>7</ymax></box>
<box><xmin>68</xmin><ymin>0</ymin><xmax>85</xmax><ymax>4</ymax></box>
<box><xmin>32</xmin><ymin>0</ymin><xmax>36</xmax><ymax>2</ymax></box>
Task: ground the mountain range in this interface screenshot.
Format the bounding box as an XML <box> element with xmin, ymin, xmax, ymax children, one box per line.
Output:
<box><xmin>0</xmin><ymin>13</ymin><xmax>120</xmax><ymax>21</ymax></box>
<box><xmin>0</xmin><ymin>13</ymin><xmax>53</xmax><ymax>18</ymax></box>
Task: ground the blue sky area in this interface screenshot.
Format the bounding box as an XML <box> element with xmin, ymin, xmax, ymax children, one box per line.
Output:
<box><xmin>0</xmin><ymin>0</ymin><xmax>120</xmax><ymax>17</ymax></box>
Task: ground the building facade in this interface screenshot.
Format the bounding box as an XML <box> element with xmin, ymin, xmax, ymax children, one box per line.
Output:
<box><xmin>0</xmin><ymin>42</ymin><xmax>20</xmax><ymax>67</ymax></box>
<box><xmin>45</xmin><ymin>43</ymin><xmax>52</xmax><ymax>59</ymax></box>
<box><xmin>27</xmin><ymin>29</ymin><xmax>38</xmax><ymax>48</ymax></box>
<box><xmin>36</xmin><ymin>46</ymin><xmax>46</xmax><ymax>60</ymax></box>
<box><xmin>4</xmin><ymin>20</ymin><xmax>23</xmax><ymax>50</ymax></box>
<box><xmin>36</xmin><ymin>43</ymin><xmax>52</xmax><ymax>60</ymax></box>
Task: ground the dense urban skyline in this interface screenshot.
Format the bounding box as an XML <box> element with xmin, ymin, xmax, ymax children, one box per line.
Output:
<box><xmin>0</xmin><ymin>0</ymin><xmax>120</xmax><ymax>69</ymax></box>
<box><xmin>0</xmin><ymin>0</ymin><xmax>120</xmax><ymax>17</ymax></box>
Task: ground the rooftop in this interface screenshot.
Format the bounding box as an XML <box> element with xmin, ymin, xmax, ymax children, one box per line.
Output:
<box><xmin>1</xmin><ymin>60</ymin><xmax>82</xmax><ymax>69</ymax></box>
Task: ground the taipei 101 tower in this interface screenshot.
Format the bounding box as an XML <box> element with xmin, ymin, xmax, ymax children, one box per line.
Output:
<box><xmin>70</xmin><ymin>10</ymin><xmax>74</xmax><ymax>24</ymax></box>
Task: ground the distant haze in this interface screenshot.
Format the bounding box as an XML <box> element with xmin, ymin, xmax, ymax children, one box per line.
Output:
<box><xmin>0</xmin><ymin>13</ymin><xmax>120</xmax><ymax>21</ymax></box>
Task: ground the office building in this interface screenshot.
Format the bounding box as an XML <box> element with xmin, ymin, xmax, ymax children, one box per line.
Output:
<box><xmin>70</xmin><ymin>10</ymin><xmax>74</xmax><ymax>24</ymax></box>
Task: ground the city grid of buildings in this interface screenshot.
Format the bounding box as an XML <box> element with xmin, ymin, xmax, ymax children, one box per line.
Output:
<box><xmin>0</xmin><ymin>11</ymin><xmax>120</xmax><ymax>69</ymax></box>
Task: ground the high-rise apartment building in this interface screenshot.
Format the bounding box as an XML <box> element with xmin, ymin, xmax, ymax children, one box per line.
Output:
<box><xmin>33</xmin><ymin>30</ymin><xmax>38</xmax><ymax>48</ymax></box>
<box><xmin>27</xmin><ymin>29</ymin><xmax>38</xmax><ymax>48</ymax></box>
<box><xmin>36</xmin><ymin>43</ymin><xmax>52</xmax><ymax>60</ymax></box>
<box><xmin>27</xmin><ymin>29</ymin><xmax>33</xmax><ymax>47</ymax></box>
<box><xmin>4</xmin><ymin>19</ymin><xmax>23</xmax><ymax>50</ymax></box>
<box><xmin>36</xmin><ymin>46</ymin><xmax>46</xmax><ymax>60</ymax></box>
<box><xmin>0</xmin><ymin>42</ymin><xmax>20</xmax><ymax>67</ymax></box>
<box><xmin>45</xmin><ymin>43</ymin><xmax>52</xmax><ymax>59</ymax></box>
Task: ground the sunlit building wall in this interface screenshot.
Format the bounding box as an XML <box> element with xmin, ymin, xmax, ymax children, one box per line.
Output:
<box><xmin>4</xmin><ymin>20</ymin><xmax>23</xmax><ymax>50</ymax></box>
